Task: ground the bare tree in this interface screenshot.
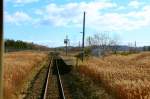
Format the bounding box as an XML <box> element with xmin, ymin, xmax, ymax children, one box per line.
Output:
<box><xmin>86</xmin><ymin>36</ymin><xmax>92</xmax><ymax>46</ymax></box>
<box><xmin>87</xmin><ymin>32</ymin><xmax>119</xmax><ymax>56</ymax></box>
<box><xmin>109</xmin><ymin>34</ymin><xmax>120</xmax><ymax>54</ymax></box>
<box><xmin>128</xmin><ymin>41</ymin><xmax>138</xmax><ymax>53</ymax></box>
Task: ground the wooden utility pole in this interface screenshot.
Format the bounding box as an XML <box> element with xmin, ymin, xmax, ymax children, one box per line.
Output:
<box><xmin>82</xmin><ymin>11</ymin><xmax>86</xmax><ymax>61</ymax></box>
<box><xmin>0</xmin><ymin>0</ymin><xmax>3</xmax><ymax>98</ymax></box>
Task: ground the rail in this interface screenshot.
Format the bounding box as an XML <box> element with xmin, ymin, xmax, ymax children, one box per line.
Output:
<box><xmin>42</xmin><ymin>56</ymin><xmax>66</xmax><ymax>99</ymax></box>
<box><xmin>56</xmin><ymin>59</ymin><xmax>66</xmax><ymax>99</ymax></box>
<box><xmin>42</xmin><ymin>57</ymin><xmax>53</xmax><ymax>99</ymax></box>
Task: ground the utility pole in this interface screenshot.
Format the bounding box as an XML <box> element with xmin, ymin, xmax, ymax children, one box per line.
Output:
<box><xmin>82</xmin><ymin>11</ymin><xmax>86</xmax><ymax>61</ymax></box>
<box><xmin>79</xmin><ymin>41</ymin><xmax>80</xmax><ymax>48</ymax></box>
<box><xmin>0</xmin><ymin>0</ymin><xmax>3</xmax><ymax>98</ymax></box>
<box><xmin>88</xmin><ymin>36</ymin><xmax>91</xmax><ymax>46</ymax></box>
<box><xmin>135</xmin><ymin>41</ymin><xmax>137</xmax><ymax>52</ymax></box>
<box><xmin>135</xmin><ymin>41</ymin><xmax>136</xmax><ymax>47</ymax></box>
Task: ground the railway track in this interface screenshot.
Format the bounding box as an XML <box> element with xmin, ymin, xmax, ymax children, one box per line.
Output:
<box><xmin>25</xmin><ymin>53</ymin><xmax>115</xmax><ymax>99</ymax></box>
<box><xmin>42</xmin><ymin>56</ymin><xmax>68</xmax><ymax>99</ymax></box>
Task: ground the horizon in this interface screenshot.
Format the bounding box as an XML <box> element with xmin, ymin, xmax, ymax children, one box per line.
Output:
<box><xmin>4</xmin><ymin>39</ymin><xmax>150</xmax><ymax>48</ymax></box>
<box><xmin>4</xmin><ymin>0</ymin><xmax>150</xmax><ymax>47</ymax></box>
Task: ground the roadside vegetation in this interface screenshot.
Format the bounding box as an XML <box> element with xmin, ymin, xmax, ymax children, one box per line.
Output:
<box><xmin>4</xmin><ymin>51</ymin><xmax>48</xmax><ymax>99</ymax></box>
<box><xmin>64</xmin><ymin>71</ymin><xmax>114</xmax><ymax>99</ymax></box>
<box><xmin>77</xmin><ymin>52</ymin><xmax>150</xmax><ymax>99</ymax></box>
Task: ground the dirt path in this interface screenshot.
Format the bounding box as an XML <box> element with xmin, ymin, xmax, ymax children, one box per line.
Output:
<box><xmin>24</xmin><ymin>64</ymin><xmax>49</xmax><ymax>99</ymax></box>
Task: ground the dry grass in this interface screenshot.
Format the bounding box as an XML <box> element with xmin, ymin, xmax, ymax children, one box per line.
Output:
<box><xmin>4</xmin><ymin>51</ymin><xmax>47</xmax><ymax>99</ymax></box>
<box><xmin>78</xmin><ymin>52</ymin><xmax>150</xmax><ymax>99</ymax></box>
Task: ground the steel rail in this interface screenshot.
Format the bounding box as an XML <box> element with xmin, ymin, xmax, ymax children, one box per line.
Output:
<box><xmin>56</xmin><ymin>59</ymin><xmax>66</xmax><ymax>99</ymax></box>
<box><xmin>42</xmin><ymin>57</ymin><xmax>53</xmax><ymax>99</ymax></box>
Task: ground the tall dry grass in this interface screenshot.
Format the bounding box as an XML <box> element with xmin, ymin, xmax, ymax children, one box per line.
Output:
<box><xmin>4</xmin><ymin>51</ymin><xmax>47</xmax><ymax>99</ymax></box>
<box><xmin>78</xmin><ymin>52</ymin><xmax>150</xmax><ymax>99</ymax></box>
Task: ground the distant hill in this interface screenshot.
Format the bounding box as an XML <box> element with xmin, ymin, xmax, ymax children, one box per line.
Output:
<box><xmin>143</xmin><ymin>46</ymin><xmax>150</xmax><ymax>51</ymax></box>
<box><xmin>54</xmin><ymin>45</ymin><xmax>144</xmax><ymax>52</ymax></box>
<box><xmin>5</xmin><ymin>39</ymin><xmax>50</xmax><ymax>52</ymax></box>
<box><xmin>112</xmin><ymin>45</ymin><xmax>143</xmax><ymax>51</ymax></box>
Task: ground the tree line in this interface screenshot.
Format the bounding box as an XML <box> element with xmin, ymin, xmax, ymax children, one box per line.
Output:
<box><xmin>143</xmin><ymin>46</ymin><xmax>150</xmax><ymax>51</ymax></box>
<box><xmin>5</xmin><ymin>39</ymin><xmax>50</xmax><ymax>52</ymax></box>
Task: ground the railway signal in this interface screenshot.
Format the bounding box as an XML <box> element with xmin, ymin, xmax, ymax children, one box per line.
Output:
<box><xmin>64</xmin><ymin>35</ymin><xmax>69</xmax><ymax>56</ymax></box>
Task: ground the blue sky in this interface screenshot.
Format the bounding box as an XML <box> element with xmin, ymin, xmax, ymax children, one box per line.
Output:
<box><xmin>4</xmin><ymin>0</ymin><xmax>150</xmax><ymax>47</ymax></box>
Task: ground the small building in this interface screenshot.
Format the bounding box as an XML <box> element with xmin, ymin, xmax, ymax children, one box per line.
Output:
<box><xmin>91</xmin><ymin>47</ymin><xmax>104</xmax><ymax>57</ymax></box>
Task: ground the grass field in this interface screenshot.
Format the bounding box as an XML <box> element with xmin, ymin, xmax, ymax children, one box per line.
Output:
<box><xmin>78</xmin><ymin>52</ymin><xmax>150</xmax><ymax>99</ymax></box>
<box><xmin>4</xmin><ymin>51</ymin><xmax>48</xmax><ymax>99</ymax></box>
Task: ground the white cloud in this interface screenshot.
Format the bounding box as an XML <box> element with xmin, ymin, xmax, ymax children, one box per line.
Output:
<box><xmin>128</xmin><ymin>0</ymin><xmax>141</xmax><ymax>8</ymax></box>
<box><xmin>5</xmin><ymin>1</ymin><xmax>150</xmax><ymax>32</ymax></box>
<box><xmin>125</xmin><ymin>5</ymin><xmax>150</xmax><ymax>27</ymax></box>
<box><xmin>34</xmin><ymin>1</ymin><xmax>150</xmax><ymax>32</ymax></box>
<box><xmin>6</xmin><ymin>0</ymin><xmax>39</xmax><ymax>4</ymax></box>
<box><xmin>36</xmin><ymin>1</ymin><xmax>117</xmax><ymax>27</ymax></box>
<box><xmin>116</xmin><ymin>6</ymin><xmax>126</xmax><ymax>10</ymax></box>
<box><xmin>95</xmin><ymin>6</ymin><xmax>150</xmax><ymax>31</ymax></box>
<box><xmin>4</xmin><ymin>11</ymin><xmax>31</xmax><ymax>25</ymax></box>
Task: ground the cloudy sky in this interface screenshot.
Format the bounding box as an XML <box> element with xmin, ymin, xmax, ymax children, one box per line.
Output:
<box><xmin>4</xmin><ymin>0</ymin><xmax>150</xmax><ymax>47</ymax></box>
